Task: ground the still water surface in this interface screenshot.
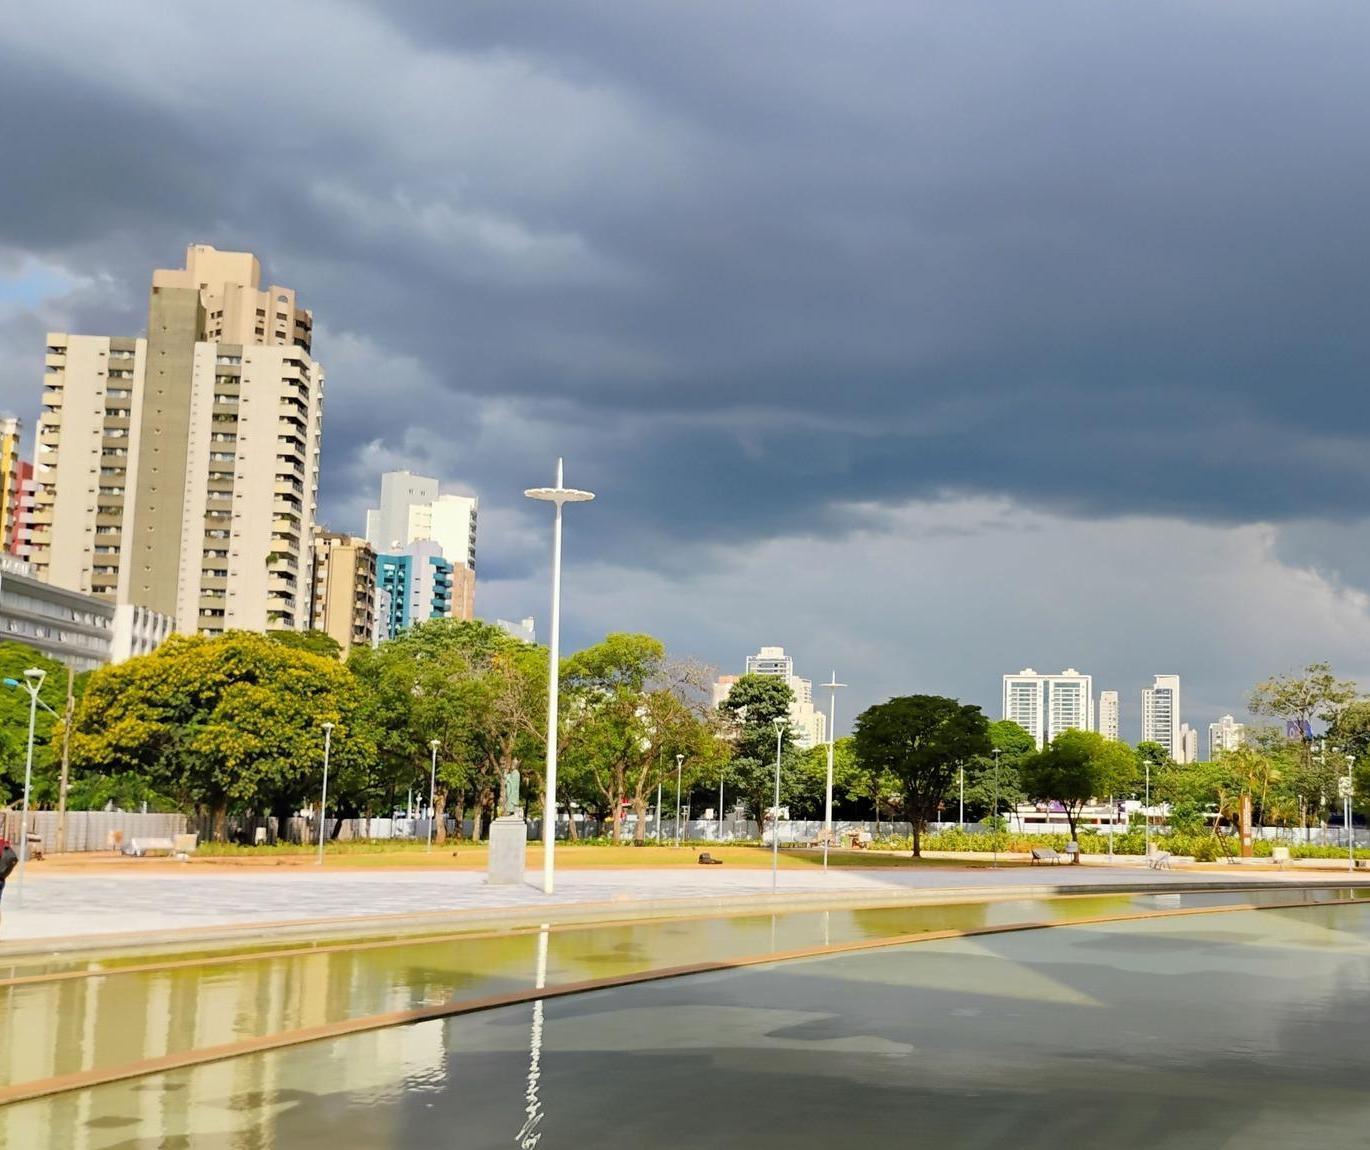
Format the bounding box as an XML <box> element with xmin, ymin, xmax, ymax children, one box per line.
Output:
<box><xmin>4</xmin><ymin>894</ymin><xmax>1370</xmax><ymax>1147</ymax></box>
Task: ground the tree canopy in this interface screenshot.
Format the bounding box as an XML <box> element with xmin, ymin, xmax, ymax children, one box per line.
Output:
<box><xmin>852</xmin><ymin>695</ymin><xmax>990</xmax><ymax>855</ymax></box>
<box><xmin>1019</xmin><ymin>729</ymin><xmax>1136</xmax><ymax>851</ymax></box>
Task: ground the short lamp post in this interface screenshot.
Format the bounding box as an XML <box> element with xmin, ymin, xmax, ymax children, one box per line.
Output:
<box><xmin>771</xmin><ymin>717</ymin><xmax>786</xmax><ymax>893</ymax></box>
<box><xmin>674</xmin><ymin>753</ymin><xmax>685</xmax><ymax>848</ymax></box>
<box><xmin>525</xmin><ymin>458</ymin><xmax>595</xmax><ymax>896</ymax></box>
<box><xmin>428</xmin><ymin>739</ymin><xmax>441</xmax><ymax>852</ymax></box>
<box><xmin>3</xmin><ymin>668</ymin><xmax>49</xmax><ymax>907</ymax></box>
<box><xmin>990</xmin><ymin>747</ymin><xmax>1002</xmax><ymax>870</ymax></box>
<box><xmin>316</xmin><ymin>721</ymin><xmax>334</xmax><ymax>866</ymax></box>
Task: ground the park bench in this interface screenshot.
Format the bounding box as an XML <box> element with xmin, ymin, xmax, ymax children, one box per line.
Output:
<box><xmin>1148</xmin><ymin>851</ymin><xmax>1173</xmax><ymax>870</ymax></box>
<box><xmin>125</xmin><ymin>837</ymin><xmax>176</xmax><ymax>858</ymax></box>
<box><xmin>1030</xmin><ymin>847</ymin><xmax>1063</xmax><ymax>865</ymax></box>
<box><xmin>697</xmin><ymin>851</ymin><xmax>723</xmax><ymax>865</ymax></box>
<box><xmin>846</xmin><ymin>830</ymin><xmax>872</xmax><ymax>850</ymax></box>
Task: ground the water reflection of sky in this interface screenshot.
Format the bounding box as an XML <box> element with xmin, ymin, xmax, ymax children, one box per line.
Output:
<box><xmin>7</xmin><ymin>900</ymin><xmax>1370</xmax><ymax>1148</ymax></box>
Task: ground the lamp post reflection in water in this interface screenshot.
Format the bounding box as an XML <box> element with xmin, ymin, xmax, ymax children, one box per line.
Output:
<box><xmin>519</xmin><ymin>923</ymin><xmax>551</xmax><ymax>1148</ymax></box>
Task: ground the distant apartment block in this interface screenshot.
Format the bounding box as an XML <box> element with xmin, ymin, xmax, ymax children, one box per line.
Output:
<box><xmin>495</xmin><ymin>616</ymin><xmax>537</xmax><ymax>645</ymax></box>
<box><xmin>1178</xmin><ymin>722</ymin><xmax>1200</xmax><ymax>764</ymax></box>
<box><xmin>30</xmin><ymin>245</ymin><xmax>321</xmax><ymax>636</ymax></box>
<box><xmin>1208</xmin><ymin>714</ymin><xmax>1245</xmax><ymax>759</ymax></box>
<box><xmin>1097</xmin><ymin>690</ymin><xmax>1120</xmax><ymax>741</ymax></box>
<box><xmin>720</xmin><ymin>646</ymin><xmax>826</xmax><ymax>747</ymax></box>
<box><xmin>1141</xmin><ymin>674</ymin><xmax>1182</xmax><ymax>760</ymax></box>
<box><xmin>376</xmin><ymin>541</ymin><xmax>454</xmax><ymax>641</ymax></box>
<box><xmin>1003</xmin><ymin>668</ymin><xmax>1094</xmax><ymax>749</ymax></box>
<box><xmin>365</xmin><ymin>471</ymin><xmax>476</xmax><ymax>620</ymax></box>
<box><xmin>308</xmin><ymin>529</ymin><xmax>377</xmax><ymax>655</ymax></box>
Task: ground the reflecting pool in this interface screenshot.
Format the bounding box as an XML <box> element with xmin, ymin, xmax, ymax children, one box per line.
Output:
<box><xmin>3</xmin><ymin>886</ymin><xmax>1355</xmax><ymax>1093</ymax></box>
<box><xmin>6</xmin><ymin>898</ymin><xmax>1370</xmax><ymax>1147</ymax></box>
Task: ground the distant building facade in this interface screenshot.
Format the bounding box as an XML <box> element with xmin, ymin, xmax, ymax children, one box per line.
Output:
<box><xmin>308</xmin><ymin>529</ymin><xmax>377</xmax><ymax>655</ymax></box>
<box><xmin>376</xmin><ymin>541</ymin><xmax>453</xmax><ymax>641</ymax></box>
<box><xmin>1097</xmin><ymin>690</ymin><xmax>1120</xmax><ymax>741</ymax></box>
<box><xmin>30</xmin><ymin>245</ymin><xmax>323</xmax><ymax>636</ymax></box>
<box><xmin>365</xmin><ymin>472</ymin><xmax>476</xmax><ymax>620</ymax></box>
<box><xmin>718</xmin><ymin>646</ymin><xmax>826</xmax><ymax>748</ymax></box>
<box><xmin>1141</xmin><ymin>674</ymin><xmax>1182</xmax><ymax>760</ymax></box>
<box><xmin>0</xmin><ymin>416</ymin><xmax>23</xmax><ymax>555</ymax></box>
<box><xmin>1003</xmin><ymin>668</ymin><xmax>1094</xmax><ymax>749</ymax></box>
<box><xmin>495</xmin><ymin>616</ymin><xmax>536</xmax><ymax>644</ymax></box>
<box><xmin>1208</xmin><ymin>714</ymin><xmax>1245</xmax><ymax>759</ymax></box>
<box><xmin>1178</xmin><ymin>722</ymin><xmax>1200</xmax><ymax>764</ymax></box>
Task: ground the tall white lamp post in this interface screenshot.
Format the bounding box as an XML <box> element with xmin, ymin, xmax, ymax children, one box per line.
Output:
<box><xmin>428</xmin><ymin>739</ymin><xmax>441</xmax><ymax>852</ymax></box>
<box><xmin>674</xmin><ymin>753</ymin><xmax>685</xmax><ymax>848</ymax></box>
<box><xmin>1346</xmin><ymin>754</ymin><xmax>1356</xmax><ymax>873</ymax></box>
<box><xmin>316</xmin><ymin>721</ymin><xmax>334</xmax><ymax>865</ymax></box>
<box><xmin>3</xmin><ymin>668</ymin><xmax>47</xmax><ymax>906</ymax></box>
<box><xmin>524</xmin><ymin>459</ymin><xmax>594</xmax><ymax>895</ymax></box>
<box><xmin>821</xmin><ymin>672</ymin><xmax>845</xmax><ymax>871</ymax></box>
<box><xmin>771</xmin><ymin>717</ymin><xmax>786</xmax><ymax>893</ymax></box>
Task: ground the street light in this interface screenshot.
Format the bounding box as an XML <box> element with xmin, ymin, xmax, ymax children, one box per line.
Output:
<box><xmin>1346</xmin><ymin>754</ymin><xmax>1356</xmax><ymax>873</ymax></box>
<box><xmin>525</xmin><ymin>458</ymin><xmax>595</xmax><ymax>895</ymax></box>
<box><xmin>959</xmin><ymin>765</ymin><xmax>965</xmax><ymax>833</ymax></box>
<box><xmin>990</xmin><ymin>747</ymin><xmax>1002</xmax><ymax>870</ymax></box>
<box><xmin>316</xmin><ymin>721</ymin><xmax>334</xmax><ymax>865</ymax></box>
<box><xmin>1144</xmin><ymin>754</ymin><xmax>1152</xmax><ymax>859</ymax></box>
<box><xmin>821</xmin><ymin>672</ymin><xmax>846</xmax><ymax>872</ymax></box>
<box><xmin>3</xmin><ymin>668</ymin><xmax>48</xmax><ymax>907</ymax></box>
<box><xmin>428</xmin><ymin>739</ymin><xmax>441</xmax><ymax>852</ymax></box>
<box><xmin>771</xmin><ymin>717</ymin><xmax>786</xmax><ymax>893</ymax></box>
<box><xmin>674</xmin><ymin>753</ymin><xmax>685</xmax><ymax>848</ymax></box>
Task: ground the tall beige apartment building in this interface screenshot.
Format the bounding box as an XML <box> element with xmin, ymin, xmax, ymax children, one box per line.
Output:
<box><xmin>31</xmin><ymin>245</ymin><xmax>323</xmax><ymax>634</ymax></box>
<box><xmin>308</xmin><ymin>529</ymin><xmax>377</xmax><ymax>655</ymax></box>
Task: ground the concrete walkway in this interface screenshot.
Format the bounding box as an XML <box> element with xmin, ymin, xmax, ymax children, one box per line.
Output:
<box><xmin>3</xmin><ymin>863</ymin><xmax>1363</xmax><ymax>947</ymax></box>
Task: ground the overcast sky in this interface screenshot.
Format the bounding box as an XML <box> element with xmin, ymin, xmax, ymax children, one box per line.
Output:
<box><xmin>4</xmin><ymin>1</ymin><xmax>1370</xmax><ymax>738</ymax></box>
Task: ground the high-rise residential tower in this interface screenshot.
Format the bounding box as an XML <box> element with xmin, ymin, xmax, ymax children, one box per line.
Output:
<box><xmin>1097</xmin><ymin>690</ymin><xmax>1120</xmax><ymax>741</ymax></box>
<box><xmin>375</xmin><ymin>540</ymin><xmax>454</xmax><ymax>641</ymax></box>
<box><xmin>1178</xmin><ymin>723</ymin><xmax>1200</xmax><ymax>764</ymax></box>
<box><xmin>364</xmin><ymin>472</ymin><xmax>476</xmax><ymax>619</ymax></box>
<box><xmin>308</xmin><ymin>529</ymin><xmax>377</xmax><ymax>656</ymax></box>
<box><xmin>1002</xmin><ymin>668</ymin><xmax>1094</xmax><ymax>749</ymax></box>
<box><xmin>1141</xmin><ymin>674</ymin><xmax>1182</xmax><ymax>760</ymax></box>
<box><xmin>1208</xmin><ymin>714</ymin><xmax>1245</xmax><ymax>759</ymax></box>
<box><xmin>31</xmin><ymin>245</ymin><xmax>323</xmax><ymax>634</ymax></box>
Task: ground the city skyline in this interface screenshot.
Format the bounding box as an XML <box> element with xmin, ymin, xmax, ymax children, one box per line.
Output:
<box><xmin>4</xmin><ymin>5</ymin><xmax>1370</xmax><ymax>730</ymax></box>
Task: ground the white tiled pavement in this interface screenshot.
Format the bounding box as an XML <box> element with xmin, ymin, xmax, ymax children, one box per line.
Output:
<box><xmin>2</xmin><ymin>864</ymin><xmax>1356</xmax><ymax>944</ymax></box>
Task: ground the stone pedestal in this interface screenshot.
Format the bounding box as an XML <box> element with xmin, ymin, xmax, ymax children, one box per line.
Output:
<box><xmin>488</xmin><ymin>814</ymin><xmax>528</xmax><ymax>885</ymax></box>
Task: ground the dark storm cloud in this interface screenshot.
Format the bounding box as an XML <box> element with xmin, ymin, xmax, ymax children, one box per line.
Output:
<box><xmin>3</xmin><ymin>0</ymin><xmax>1370</xmax><ymax>581</ymax></box>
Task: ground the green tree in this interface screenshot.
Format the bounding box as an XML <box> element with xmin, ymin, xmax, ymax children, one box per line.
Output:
<box><xmin>0</xmin><ymin>642</ymin><xmax>74</xmax><ymax>808</ymax></box>
<box><xmin>852</xmin><ymin>695</ymin><xmax>990</xmax><ymax>856</ymax></box>
<box><xmin>960</xmin><ymin>719</ymin><xmax>1035</xmax><ymax>820</ymax></box>
<box><xmin>349</xmin><ymin>618</ymin><xmax>543</xmax><ymax>842</ymax></box>
<box><xmin>70</xmin><ymin>633</ymin><xmax>373</xmax><ymax>838</ymax></box>
<box><xmin>562</xmin><ymin>637</ymin><xmax>723</xmax><ymax>842</ymax></box>
<box><xmin>717</xmin><ymin>674</ymin><xmax>801</xmax><ymax>829</ymax></box>
<box><xmin>268</xmin><ymin>629</ymin><xmax>344</xmax><ymax>660</ymax></box>
<box><xmin>1019</xmin><ymin>729</ymin><xmax>1136</xmax><ymax>854</ymax></box>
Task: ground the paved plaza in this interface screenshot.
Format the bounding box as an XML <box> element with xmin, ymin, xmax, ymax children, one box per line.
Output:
<box><xmin>2</xmin><ymin>863</ymin><xmax>1360</xmax><ymax>946</ymax></box>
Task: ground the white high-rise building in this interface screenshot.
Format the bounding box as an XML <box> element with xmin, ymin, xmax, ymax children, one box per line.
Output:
<box><xmin>1097</xmin><ymin>690</ymin><xmax>1120</xmax><ymax>741</ymax></box>
<box><xmin>1141</xmin><ymin>674</ymin><xmax>1182</xmax><ymax>760</ymax></box>
<box><xmin>365</xmin><ymin>471</ymin><xmax>439</xmax><ymax>552</ymax></box>
<box><xmin>1208</xmin><ymin>714</ymin><xmax>1245</xmax><ymax>759</ymax></box>
<box><xmin>1002</xmin><ymin>668</ymin><xmax>1094</xmax><ymax>749</ymax></box>
<box><xmin>731</xmin><ymin>646</ymin><xmax>826</xmax><ymax>747</ymax></box>
<box><xmin>1178</xmin><ymin>723</ymin><xmax>1200</xmax><ymax>764</ymax></box>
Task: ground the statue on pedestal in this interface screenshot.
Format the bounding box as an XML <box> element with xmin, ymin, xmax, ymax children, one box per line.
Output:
<box><xmin>501</xmin><ymin>766</ymin><xmax>521</xmax><ymax>818</ymax></box>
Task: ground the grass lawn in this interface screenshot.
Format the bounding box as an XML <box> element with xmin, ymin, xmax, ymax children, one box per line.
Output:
<box><xmin>149</xmin><ymin>841</ymin><xmax>993</xmax><ymax>870</ymax></box>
